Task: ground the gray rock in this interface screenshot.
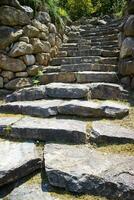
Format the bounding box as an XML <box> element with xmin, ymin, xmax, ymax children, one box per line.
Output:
<box><xmin>8</xmin><ymin>183</ymin><xmax>55</xmax><ymax>200</ymax></box>
<box><xmin>9</xmin><ymin>42</ymin><xmax>33</xmax><ymax>57</ymax></box>
<box><xmin>0</xmin><ymin>89</ymin><xmax>11</xmax><ymax>99</ymax></box>
<box><xmin>23</xmin><ymin>25</ymin><xmax>40</xmax><ymax>38</ymax></box>
<box><xmin>91</xmin><ymin>121</ymin><xmax>134</xmax><ymax>143</ymax></box>
<box><xmin>119</xmin><ymin>59</ymin><xmax>134</xmax><ymax>76</ymax></box>
<box><xmin>1</xmin><ymin>71</ymin><xmax>14</xmax><ymax>80</ymax></box>
<box><xmin>0</xmin><ymin>139</ymin><xmax>41</xmax><ymax>187</ymax></box>
<box><xmin>0</xmin><ymin>26</ymin><xmax>23</xmax><ymax>50</ymax></box>
<box><xmin>23</xmin><ymin>55</ymin><xmax>35</xmax><ymax>66</ymax></box>
<box><xmin>27</xmin><ymin>65</ymin><xmax>42</xmax><ymax>76</ymax></box>
<box><xmin>44</xmin><ymin>143</ymin><xmax>134</xmax><ymax>200</ymax></box>
<box><xmin>76</xmin><ymin>72</ymin><xmax>118</xmax><ymax>83</ymax></box>
<box><xmin>88</xmin><ymin>83</ymin><xmax>128</xmax><ymax>100</ymax></box>
<box><xmin>45</xmin><ymin>83</ymin><xmax>89</xmax><ymax>99</ymax></box>
<box><xmin>0</xmin><ymin>77</ymin><xmax>3</xmax><ymax>88</ymax></box>
<box><xmin>32</xmin><ymin>19</ymin><xmax>49</xmax><ymax>33</ymax></box>
<box><xmin>0</xmin><ymin>116</ymin><xmax>88</xmax><ymax>144</ymax></box>
<box><xmin>121</xmin><ymin>76</ymin><xmax>131</xmax><ymax>87</ymax></box>
<box><xmin>4</xmin><ymin>78</ymin><xmax>32</xmax><ymax>90</ymax></box>
<box><xmin>31</xmin><ymin>38</ymin><xmax>50</xmax><ymax>54</ymax></box>
<box><xmin>124</xmin><ymin>15</ymin><xmax>134</xmax><ymax>37</ymax></box>
<box><xmin>58</xmin><ymin>100</ymin><xmax>129</xmax><ymax>118</ymax></box>
<box><xmin>0</xmin><ymin>54</ymin><xmax>26</xmax><ymax>72</ymax></box>
<box><xmin>15</xmin><ymin>72</ymin><xmax>28</xmax><ymax>77</ymax></box>
<box><xmin>6</xmin><ymin>85</ymin><xmax>47</xmax><ymax>102</ymax></box>
<box><xmin>0</xmin><ymin>6</ymin><xmax>31</xmax><ymax>26</ymax></box>
<box><xmin>120</xmin><ymin>37</ymin><xmax>134</xmax><ymax>58</ymax></box>
<box><xmin>0</xmin><ymin>99</ymin><xmax>63</xmax><ymax>118</ymax></box>
<box><xmin>36</xmin><ymin>12</ymin><xmax>51</xmax><ymax>24</ymax></box>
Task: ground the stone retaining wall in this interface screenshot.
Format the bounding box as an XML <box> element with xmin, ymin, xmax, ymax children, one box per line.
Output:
<box><xmin>0</xmin><ymin>0</ymin><xmax>62</xmax><ymax>93</ymax></box>
<box><xmin>119</xmin><ymin>0</ymin><xmax>134</xmax><ymax>89</ymax></box>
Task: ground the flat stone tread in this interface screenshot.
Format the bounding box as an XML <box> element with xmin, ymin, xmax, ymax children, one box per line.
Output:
<box><xmin>92</xmin><ymin>121</ymin><xmax>134</xmax><ymax>140</ymax></box>
<box><xmin>0</xmin><ymin>116</ymin><xmax>88</xmax><ymax>143</ymax></box>
<box><xmin>0</xmin><ymin>139</ymin><xmax>41</xmax><ymax>186</ymax></box>
<box><xmin>0</xmin><ymin>99</ymin><xmax>129</xmax><ymax>119</ymax></box>
<box><xmin>45</xmin><ymin>143</ymin><xmax>134</xmax><ymax>198</ymax></box>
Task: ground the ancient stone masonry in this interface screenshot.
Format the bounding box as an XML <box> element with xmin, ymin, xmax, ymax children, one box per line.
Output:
<box><xmin>119</xmin><ymin>0</ymin><xmax>134</xmax><ymax>89</ymax></box>
<box><xmin>0</xmin><ymin>0</ymin><xmax>62</xmax><ymax>94</ymax></box>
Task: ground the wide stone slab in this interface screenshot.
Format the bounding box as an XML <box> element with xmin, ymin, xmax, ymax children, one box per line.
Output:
<box><xmin>76</xmin><ymin>72</ymin><xmax>118</xmax><ymax>83</ymax></box>
<box><xmin>0</xmin><ymin>100</ymin><xmax>129</xmax><ymax>119</ymax></box>
<box><xmin>0</xmin><ymin>100</ymin><xmax>63</xmax><ymax>118</ymax></box>
<box><xmin>88</xmin><ymin>83</ymin><xmax>128</xmax><ymax>100</ymax></box>
<box><xmin>0</xmin><ymin>139</ymin><xmax>42</xmax><ymax>187</ymax></box>
<box><xmin>44</xmin><ymin>144</ymin><xmax>134</xmax><ymax>200</ymax></box>
<box><xmin>0</xmin><ymin>116</ymin><xmax>88</xmax><ymax>144</ymax></box>
<box><xmin>58</xmin><ymin>100</ymin><xmax>129</xmax><ymax>118</ymax></box>
<box><xmin>46</xmin><ymin>83</ymin><xmax>89</xmax><ymax>99</ymax></box>
<box><xmin>6</xmin><ymin>85</ymin><xmax>47</xmax><ymax>102</ymax></box>
<box><xmin>91</xmin><ymin>121</ymin><xmax>134</xmax><ymax>143</ymax></box>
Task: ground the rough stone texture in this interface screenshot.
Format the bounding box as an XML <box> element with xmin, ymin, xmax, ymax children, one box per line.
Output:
<box><xmin>0</xmin><ymin>6</ymin><xmax>31</xmax><ymax>26</ymax></box>
<box><xmin>48</xmin><ymin>23</ymin><xmax>57</xmax><ymax>33</ymax></box>
<box><xmin>0</xmin><ymin>139</ymin><xmax>41</xmax><ymax>187</ymax></box>
<box><xmin>9</xmin><ymin>42</ymin><xmax>33</xmax><ymax>57</ymax></box>
<box><xmin>36</xmin><ymin>12</ymin><xmax>51</xmax><ymax>25</ymax></box>
<box><xmin>0</xmin><ymin>26</ymin><xmax>23</xmax><ymax>50</ymax></box>
<box><xmin>124</xmin><ymin>15</ymin><xmax>134</xmax><ymax>37</ymax></box>
<box><xmin>7</xmin><ymin>183</ymin><xmax>55</xmax><ymax>200</ymax></box>
<box><xmin>45</xmin><ymin>83</ymin><xmax>89</xmax><ymax>99</ymax></box>
<box><xmin>120</xmin><ymin>37</ymin><xmax>134</xmax><ymax>59</ymax></box>
<box><xmin>16</xmin><ymin>72</ymin><xmax>28</xmax><ymax>77</ymax></box>
<box><xmin>0</xmin><ymin>77</ymin><xmax>4</xmax><ymax>88</ymax></box>
<box><xmin>36</xmin><ymin>53</ymin><xmax>50</xmax><ymax>66</ymax></box>
<box><xmin>0</xmin><ymin>116</ymin><xmax>88</xmax><ymax>144</ymax></box>
<box><xmin>6</xmin><ymin>85</ymin><xmax>47</xmax><ymax>102</ymax></box>
<box><xmin>40</xmin><ymin>72</ymin><xmax>76</xmax><ymax>84</ymax></box>
<box><xmin>88</xmin><ymin>83</ymin><xmax>128</xmax><ymax>100</ymax></box>
<box><xmin>121</xmin><ymin>76</ymin><xmax>131</xmax><ymax>87</ymax></box>
<box><xmin>23</xmin><ymin>25</ymin><xmax>40</xmax><ymax>38</ymax></box>
<box><xmin>23</xmin><ymin>55</ymin><xmax>35</xmax><ymax>66</ymax></box>
<box><xmin>5</xmin><ymin>78</ymin><xmax>32</xmax><ymax>90</ymax></box>
<box><xmin>0</xmin><ymin>89</ymin><xmax>11</xmax><ymax>99</ymax></box>
<box><xmin>76</xmin><ymin>72</ymin><xmax>118</xmax><ymax>83</ymax></box>
<box><xmin>1</xmin><ymin>71</ymin><xmax>14</xmax><ymax>80</ymax></box>
<box><xmin>91</xmin><ymin>121</ymin><xmax>134</xmax><ymax>143</ymax></box>
<box><xmin>19</xmin><ymin>36</ymin><xmax>30</xmax><ymax>43</ymax></box>
<box><xmin>0</xmin><ymin>54</ymin><xmax>26</xmax><ymax>72</ymax></box>
<box><xmin>27</xmin><ymin>65</ymin><xmax>42</xmax><ymax>76</ymax></box>
<box><xmin>44</xmin><ymin>144</ymin><xmax>134</xmax><ymax>200</ymax></box>
<box><xmin>32</xmin><ymin>19</ymin><xmax>49</xmax><ymax>33</ymax></box>
<box><xmin>58</xmin><ymin>100</ymin><xmax>129</xmax><ymax>118</ymax></box>
<box><xmin>0</xmin><ymin>100</ymin><xmax>63</xmax><ymax>118</ymax></box>
<box><xmin>31</xmin><ymin>38</ymin><xmax>51</xmax><ymax>54</ymax></box>
<box><xmin>119</xmin><ymin>58</ymin><xmax>134</xmax><ymax>75</ymax></box>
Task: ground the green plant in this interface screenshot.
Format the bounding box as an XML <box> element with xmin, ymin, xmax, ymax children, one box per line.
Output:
<box><xmin>4</xmin><ymin>125</ymin><xmax>12</xmax><ymax>135</ymax></box>
<box><xmin>32</xmin><ymin>69</ymin><xmax>44</xmax><ymax>86</ymax></box>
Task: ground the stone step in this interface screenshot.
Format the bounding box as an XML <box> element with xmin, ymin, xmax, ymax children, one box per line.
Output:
<box><xmin>80</xmin><ymin>29</ymin><xmax>119</xmax><ymax>36</ymax></box>
<box><xmin>0</xmin><ymin>139</ymin><xmax>41</xmax><ymax>187</ymax></box>
<box><xmin>44</xmin><ymin>143</ymin><xmax>134</xmax><ymax>200</ymax></box>
<box><xmin>6</xmin><ymin>82</ymin><xmax>127</xmax><ymax>102</ymax></box>
<box><xmin>0</xmin><ymin>116</ymin><xmax>88</xmax><ymax>144</ymax></box>
<box><xmin>44</xmin><ymin>63</ymin><xmax>118</xmax><ymax>73</ymax></box>
<box><xmin>40</xmin><ymin>71</ymin><xmax>119</xmax><ymax>84</ymax></box>
<box><xmin>63</xmin><ymin>41</ymin><xmax>118</xmax><ymax>47</ymax></box>
<box><xmin>50</xmin><ymin>56</ymin><xmax>118</xmax><ymax>66</ymax></box>
<box><xmin>0</xmin><ymin>100</ymin><xmax>129</xmax><ymax>119</ymax></box>
<box><xmin>90</xmin><ymin>121</ymin><xmax>134</xmax><ymax>144</ymax></box>
<box><xmin>68</xmin><ymin>34</ymin><xmax>118</xmax><ymax>41</ymax></box>
<box><xmin>60</xmin><ymin>45</ymin><xmax>118</xmax><ymax>51</ymax></box>
<box><xmin>76</xmin><ymin>71</ymin><xmax>119</xmax><ymax>83</ymax></box>
<box><xmin>64</xmin><ymin>49</ymin><xmax>119</xmax><ymax>57</ymax></box>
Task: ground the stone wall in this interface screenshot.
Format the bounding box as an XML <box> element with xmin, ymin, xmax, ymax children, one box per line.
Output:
<box><xmin>0</xmin><ymin>0</ymin><xmax>62</xmax><ymax>94</ymax></box>
<box><xmin>119</xmin><ymin>0</ymin><xmax>134</xmax><ymax>89</ymax></box>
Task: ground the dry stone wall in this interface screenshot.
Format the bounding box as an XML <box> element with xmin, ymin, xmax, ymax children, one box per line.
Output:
<box><xmin>119</xmin><ymin>0</ymin><xmax>134</xmax><ymax>89</ymax></box>
<box><xmin>0</xmin><ymin>0</ymin><xmax>62</xmax><ymax>94</ymax></box>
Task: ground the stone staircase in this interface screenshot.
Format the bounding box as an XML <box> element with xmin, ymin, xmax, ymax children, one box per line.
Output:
<box><xmin>0</xmin><ymin>19</ymin><xmax>134</xmax><ymax>200</ymax></box>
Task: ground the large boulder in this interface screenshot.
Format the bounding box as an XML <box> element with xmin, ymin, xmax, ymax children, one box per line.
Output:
<box><xmin>119</xmin><ymin>58</ymin><xmax>134</xmax><ymax>75</ymax></box>
<box><xmin>0</xmin><ymin>26</ymin><xmax>23</xmax><ymax>50</ymax></box>
<box><xmin>9</xmin><ymin>42</ymin><xmax>33</xmax><ymax>57</ymax></box>
<box><xmin>31</xmin><ymin>19</ymin><xmax>49</xmax><ymax>33</ymax></box>
<box><xmin>0</xmin><ymin>6</ymin><xmax>31</xmax><ymax>26</ymax></box>
<box><xmin>0</xmin><ymin>54</ymin><xmax>26</xmax><ymax>72</ymax></box>
<box><xmin>31</xmin><ymin>38</ymin><xmax>51</xmax><ymax>54</ymax></box>
<box><xmin>23</xmin><ymin>25</ymin><xmax>40</xmax><ymax>38</ymax></box>
<box><xmin>124</xmin><ymin>15</ymin><xmax>134</xmax><ymax>36</ymax></box>
<box><xmin>120</xmin><ymin>37</ymin><xmax>134</xmax><ymax>58</ymax></box>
